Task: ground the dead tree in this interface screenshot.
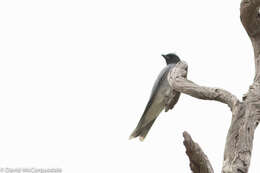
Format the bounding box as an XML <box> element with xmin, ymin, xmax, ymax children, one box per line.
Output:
<box><xmin>168</xmin><ymin>0</ymin><xmax>260</xmax><ymax>172</ymax></box>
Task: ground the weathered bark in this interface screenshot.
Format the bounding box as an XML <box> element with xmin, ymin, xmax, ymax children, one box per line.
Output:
<box><xmin>168</xmin><ymin>1</ymin><xmax>260</xmax><ymax>172</ymax></box>
<box><xmin>183</xmin><ymin>131</ymin><xmax>214</xmax><ymax>173</ymax></box>
<box><xmin>169</xmin><ymin>61</ymin><xmax>240</xmax><ymax>173</ymax></box>
<box><xmin>222</xmin><ymin>0</ymin><xmax>260</xmax><ymax>172</ymax></box>
<box><xmin>168</xmin><ymin>61</ymin><xmax>239</xmax><ymax>110</ymax></box>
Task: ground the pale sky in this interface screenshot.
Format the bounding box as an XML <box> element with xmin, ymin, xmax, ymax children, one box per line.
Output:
<box><xmin>0</xmin><ymin>0</ymin><xmax>259</xmax><ymax>172</ymax></box>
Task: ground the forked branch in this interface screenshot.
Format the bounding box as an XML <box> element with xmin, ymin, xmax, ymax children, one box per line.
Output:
<box><xmin>165</xmin><ymin>0</ymin><xmax>260</xmax><ymax>172</ymax></box>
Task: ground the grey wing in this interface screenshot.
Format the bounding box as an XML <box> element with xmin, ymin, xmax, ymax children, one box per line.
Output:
<box><xmin>130</xmin><ymin>64</ymin><xmax>178</xmax><ymax>140</ymax></box>
<box><xmin>130</xmin><ymin>65</ymin><xmax>174</xmax><ymax>137</ymax></box>
<box><xmin>150</xmin><ymin>64</ymin><xmax>176</xmax><ymax>99</ymax></box>
<box><xmin>137</xmin><ymin>66</ymin><xmax>171</xmax><ymax>127</ymax></box>
<box><xmin>165</xmin><ymin>91</ymin><xmax>180</xmax><ymax>112</ymax></box>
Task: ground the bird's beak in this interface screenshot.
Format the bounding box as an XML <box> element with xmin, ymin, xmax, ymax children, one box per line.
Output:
<box><xmin>162</xmin><ymin>54</ymin><xmax>166</xmax><ymax>59</ymax></box>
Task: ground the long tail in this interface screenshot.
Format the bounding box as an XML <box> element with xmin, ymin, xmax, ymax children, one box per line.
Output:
<box><xmin>140</xmin><ymin>119</ymin><xmax>157</xmax><ymax>141</ymax></box>
<box><xmin>129</xmin><ymin>111</ymin><xmax>156</xmax><ymax>141</ymax></box>
<box><xmin>129</xmin><ymin>118</ymin><xmax>156</xmax><ymax>141</ymax></box>
<box><xmin>130</xmin><ymin>85</ymin><xmax>164</xmax><ymax>141</ymax></box>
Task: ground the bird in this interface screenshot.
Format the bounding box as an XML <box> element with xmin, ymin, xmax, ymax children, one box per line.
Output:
<box><xmin>129</xmin><ymin>53</ymin><xmax>181</xmax><ymax>141</ymax></box>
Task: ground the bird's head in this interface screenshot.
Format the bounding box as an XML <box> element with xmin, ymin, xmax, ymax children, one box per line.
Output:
<box><xmin>162</xmin><ymin>53</ymin><xmax>180</xmax><ymax>65</ymax></box>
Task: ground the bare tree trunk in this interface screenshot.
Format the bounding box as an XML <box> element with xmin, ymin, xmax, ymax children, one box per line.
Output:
<box><xmin>168</xmin><ymin>1</ymin><xmax>260</xmax><ymax>172</ymax></box>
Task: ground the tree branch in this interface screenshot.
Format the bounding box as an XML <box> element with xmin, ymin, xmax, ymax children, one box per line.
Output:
<box><xmin>241</xmin><ymin>0</ymin><xmax>260</xmax><ymax>82</ymax></box>
<box><xmin>168</xmin><ymin>61</ymin><xmax>239</xmax><ymax>110</ymax></box>
<box><xmin>217</xmin><ymin>1</ymin><xmax>260</xmax><ymax>173</ymax></box>
<box><xmin>183</xmin><ymin>131</ymin><xmax>214</xmax><ymax>173</ymax></box>
<box><xmin>165</xmin><ymin>1</ymin><xmax>260</xmax><ymax>173</ymax></box>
